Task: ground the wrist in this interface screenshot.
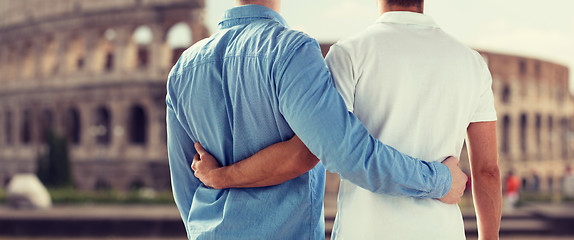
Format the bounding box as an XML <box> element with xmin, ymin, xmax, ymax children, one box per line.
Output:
<box><xmin>478</xmin><ymin>230</ymin><xmax>499</xmax><ymax>240</ymax></box>
<box><xmin>209</xmin><ymin>167</ymin><xmax>230</xmax><ymax>189</ymax></box>
<box><xmin>478</xmin><ymin>235</ymin><xmax>499</xmax><ymax>240</ymax></box>
<box><xmin>432</xmin><ymin>161</ymin><xmax>453</xmax><ymax>198</ymax></box>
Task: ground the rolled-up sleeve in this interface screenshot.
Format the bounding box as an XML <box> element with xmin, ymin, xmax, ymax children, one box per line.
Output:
<box><xmin>275</xmin><ymin>39</ymin><xmax>452</xmax><ymax>198</ymax></box>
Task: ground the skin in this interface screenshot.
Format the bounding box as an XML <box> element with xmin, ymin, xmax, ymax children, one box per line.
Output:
<box><xmin>192</xmin><ymin>136</ymin><xmax>318</xmax><ymax>189</ymax></box>
<box><xmin>466</xmin><ymin>121</ymin><xmax>502</xmax><ymax>240</ymax></box>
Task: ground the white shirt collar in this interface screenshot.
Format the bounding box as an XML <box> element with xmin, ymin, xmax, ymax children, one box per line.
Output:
<box><xmin>375</xmin><ymin>11</ymin><xmax>440</xmax><ymax>29</ymax></box>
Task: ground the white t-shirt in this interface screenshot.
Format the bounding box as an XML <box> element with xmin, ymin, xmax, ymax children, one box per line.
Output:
<box><xmin>326</xmin><ymin>12</ymin><xmax>497</xmax><ymax>240</ymax></box>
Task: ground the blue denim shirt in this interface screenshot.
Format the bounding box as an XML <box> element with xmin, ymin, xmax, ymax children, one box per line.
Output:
<box><xmin>166</xmin><ymin>5</ymin><xmax>452</xmax><ymax>240</ymax></box>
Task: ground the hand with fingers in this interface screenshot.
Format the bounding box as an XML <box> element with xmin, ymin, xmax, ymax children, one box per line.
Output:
<box><xmin>191</xmin><ymin>142</ymin><xmax>224</xmax><ymax>189</ymax></box>
<box><xmin>438</xmin><ymin>156</ymin><xmax>468</xmax><ymax>204</ymax></box>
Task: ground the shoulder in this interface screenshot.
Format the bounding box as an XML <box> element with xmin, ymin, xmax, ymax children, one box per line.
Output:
<box><xmin>266</xmin><ymin>26</ymin><xmax>322</xmax><ymax>69</ymax></box>
<box><xmin>274</xmin><ymin>26</ymin><xmax>320</xmax><ymax>54</ymax></box>
<box><xmin>328</xmin><ymin>23</ymin><xmax>388</xmax><ymax>62</ymax></box>
<box><xmin>467</xmin><ymin>49</ymin><xmax>490</xmax><ymax>75</ymax></box>
<box><xmin>169</xmin><ymin>37</ymin><xmax>212</xmax><ymax>76</ymax></box>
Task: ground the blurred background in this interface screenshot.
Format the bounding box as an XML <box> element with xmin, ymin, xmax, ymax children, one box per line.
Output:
<box><xmin>0</xmin><ymin>0</ymin><xmax>573</xmax><ymax>239</ymax></box>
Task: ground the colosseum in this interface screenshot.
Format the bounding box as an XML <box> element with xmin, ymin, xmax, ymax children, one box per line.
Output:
<box><xmin>0</xmin><ymin>0</ymin><xmax>572</xmax><ymax>194</ymax></box>
<box><xmin>0</xmin><ymin>0</ymin><xmax>210</xmax><ymax>191</ymax></box>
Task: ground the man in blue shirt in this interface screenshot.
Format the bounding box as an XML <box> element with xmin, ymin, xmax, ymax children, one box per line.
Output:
<box><xmin>166</xmin><ymin>1</ymin><xmax>467</xmax><ymax>239</ymax></box>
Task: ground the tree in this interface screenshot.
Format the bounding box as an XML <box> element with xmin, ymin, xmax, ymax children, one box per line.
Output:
<box><xmin>36</xmin><ymin>129</ymin><xmax>72</xmax><ymax>187</ymax></box>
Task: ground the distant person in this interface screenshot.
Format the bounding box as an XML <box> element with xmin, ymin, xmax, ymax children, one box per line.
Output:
<box><xmin>504</xmin><ymin>170</ymin><xmax>521</xmax><ymax>211</ymax></box>
<box><xmin>563</xmin><ymin>166</ymin><xmax>574</xmax><ymax>198</ymax></box>
<box><xmin>550</xmin><ymin>174</ymin><xmax>557</xmax><ymax>193</ymax></box>
<box><xmin>531</xmin><ymin>170</ymin><xmax>540</xmax><ymax>192</ymax></box>
<box><xmin>192</xmin><ymin>0</ymin><xmax>501</xmax><ymax>239</ymax></box>
<box><xmin>165</xmin><ymin>0</ymin><xmax>467</xmax><ymax>239</ymax></box>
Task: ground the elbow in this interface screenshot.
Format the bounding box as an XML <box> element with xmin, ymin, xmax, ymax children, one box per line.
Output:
<box><xmin>475</xmin><ymin>164</ymin><xmax>501</xmax><ymax>180</ymax></box>
<box><xmin>286</xmin><ymin>152</ymin><xmax>320</xmax><ymax>177</ymax></box>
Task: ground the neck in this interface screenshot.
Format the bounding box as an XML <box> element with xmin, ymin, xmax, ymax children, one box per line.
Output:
<box><xmin>236</xmin><ymin>0</ymin><xmax>281</xmax><ymax>13</ymax></box>
<box><xmin>379</xmin><ymin>3</ymin><xmax>423</xmax><ymax>14</ymax></box>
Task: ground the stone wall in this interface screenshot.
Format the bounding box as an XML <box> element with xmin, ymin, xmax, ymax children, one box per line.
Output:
<box><xmin>0</xmin><ymin>0</ymin><xmax>209</xmax><ymax>191</ymax></box>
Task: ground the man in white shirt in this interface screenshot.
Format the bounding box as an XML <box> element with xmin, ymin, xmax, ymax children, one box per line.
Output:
<box><xmin>325</xmin><ymin>0</ymin><xmax>501</xmax><ymax>239</ymax></box>
<box><xmin>191</xmin><ymin>0</ymin><xmax>500</xmax><ymax>239</ymax></box>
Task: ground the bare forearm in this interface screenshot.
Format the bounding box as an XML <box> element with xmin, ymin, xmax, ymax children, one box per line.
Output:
<box><xmin>209</xmin><ymin>136</ymin><xmax>319</xmax><ymax>189</ymax></box>
<box><xmin>466</xmin><ymin>121</ymin><xmax>501</xmax><ymax>240</ymax></box>
<box><xmin>472</xmin><ymin>167</ymin><xmax>502</xmax><ymax>240</ymax></box>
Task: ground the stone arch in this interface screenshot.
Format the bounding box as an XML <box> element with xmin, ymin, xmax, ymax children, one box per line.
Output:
<box><xmin>94</xmin><ymin>106</ymin><xmax>112</xmax><ymax>145</ymax></box>
<box><xmin>6</xmin><ymin>44</ymin><xmax>18</xmax><ymax>80</ymax></box>
<box><xmin>501</xmin><ymin>84</ymin><xmax>511</xmax><ymax>103</ymax></box>
<box><xmin>502</xmin><ymin>115</ymin><xmax>511</xmax><ymax>154</ymax></box>
<box><xmin>40</xmin><ymin>109</ymin><xmax>54</xmax><ymax>143</ymax></box>
<box><xmin>534</xmin><ymin>61</ymin><xmax>541</xmax><ymax>79</ymax></box>
<box><xmin>548</xmin><ymin>115</ymin><xmax>554</xmax><ymax>150</ymax></box>
<box><xmin>3</xmin><ymin>175</ymin><xmax>11</xmax><ymax>187</ymax></box>
<box><xmin>102</xmin><ymin>28</ymin><xmax>117</xmax><ymax>72</ymax></box>
<box><xmin>129</xmin><ymin>178</ymin><xmax>146</xmax><ymax>191</ymax></box>
<box><xmin>4</xmin><ymin>110</ymin><xmax>13</xmax><ymax>145</ymax></box>
<box><xmin>131</xmin><ymin>25</ymin><xmax>154</xmax><ymax>69</ymax></box>
<box><xmin>0</xmin><ymin>46</ymin><xmax>5</xmax><ymax>82</ymax></box>
<box><xmin>94</xmin><ymin>178</ymin><xmax>111</xmax><ymax>191</ymax></box>
<box><xmin>21</xmin><ymin>109</ymin><xmax>32</xmax><ymax>144</ymax></box>
<box><xmin>66</xmin><ymin>33</ymin><xmax>86</xmax><ymax>73</ymax></box>
<box><xmin>166</xmin><ymin>22</ymin><xmax>193</xmax><ymax>65</ymax></box>
<box><xmin>561</xmin><ymin>118</ymin><xmax>569</xmax><ymax>159</ymax></box>
<box><xmin>42</xmin><ymin>35</ymin><xmax>58</xmax><ymax>76</ymax></box>
<box><xmin>519</xmin><ymin>59</ymin><xmax>527</xmax><ymax>76</ymax></box>
<box><xmin>128</xmin><ymin>104</ymin><xmax>147</xmax><ymax>145</ymax></box>
<box><xmin>535</xmin><ymin>114</ymin><xmax>542</xmax><ymax>147</ymax></box>
<box><xmin>64</xmin><ymin>107</ymin><xmax>81</xmax><ymax>145</ymax></box>
<box><xmin>520</xmin><ymin>113</ymin><xmax>528</xmax><ymax>154</ymax></box>
<box><xmin>90</xmin><ymin>28</ymin><xmax>115</xmax><ymax>73</ymax></box>
<box><xmin>21</xmin><ymin>41</ymin><xmax>35</xmax><ymax>79</ymax></box>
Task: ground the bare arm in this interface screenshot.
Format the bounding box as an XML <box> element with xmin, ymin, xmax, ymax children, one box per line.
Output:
<box><xmin>191</xmin><ymin>135</ymin><xmax>319</xmax><ymax>189</ymax></box>
<box><xmin>466</xmin><ymin>121</ymin><xmax>502</xmax><ymax>240</ymax></box>
<box><xmin>193</xmin><ymin>135</ymin><xmax>465</xmax><ymax>204</ymax></box>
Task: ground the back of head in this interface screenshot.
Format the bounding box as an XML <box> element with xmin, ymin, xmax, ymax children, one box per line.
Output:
<box><xmin>386</xmin><ymin>0</ymin><xmax>423</xmax><ymax>6</ymax></box>
<box><xmin>381</xmin><ymin>0</ymin><xmax>424</xmax><ymax>13</ymax></box>
<box><xmin>237</xmin><ymin>0</ymin><xmax>281</xmax><ymax>12</ymax></box>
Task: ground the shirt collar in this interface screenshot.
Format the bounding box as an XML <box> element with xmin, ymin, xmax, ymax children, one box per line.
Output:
<box><xmin>219</xmin><ymin>5</ymin><xmax>289</xmax><ymax>29</ymax></box>
<box><xmin>375</xmin><ymin>11</ymin><xmax>439</xmax><ymax>28</ymax></box>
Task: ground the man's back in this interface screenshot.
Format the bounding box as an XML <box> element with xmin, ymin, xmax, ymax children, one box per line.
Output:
<box><xmin>166</xmin><ymin>5</ymin><xmax>325</xmax><ymax>239</ymax></box>
<box><xmin>326</xmin><ymin>12</ymin><xmax>496</xmax><ymax>239</ymax></box>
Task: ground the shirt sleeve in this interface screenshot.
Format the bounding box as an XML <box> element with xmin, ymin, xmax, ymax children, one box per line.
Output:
<box><xmin>470</xmin><ymin>58</ymin><xmax>497</xmax><ymax>122</ymax></box>
<box><xmin>275</xmin><ymin>38</ymin><xmax>452</xmax><ymax>198</ymax></box>
<box><xmin>166</xmin><ymin>77</ymin><xmax>202</xmax><ymax>229</ymax></box>
<box><xmin>325</xmin><ymin>44</ymin><xmax>356</xmax><ymax>112</ymax></box>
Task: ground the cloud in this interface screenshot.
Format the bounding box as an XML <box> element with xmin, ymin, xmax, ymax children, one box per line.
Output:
<box><xmin>470</xmin><ymin>19</ymin><xmax>574</xmax><ymax>65</ymax></box>
<box><xmin>470</xmin><ymin>19</ymin><xmax>574</xmax><ymax>92</ymax></box>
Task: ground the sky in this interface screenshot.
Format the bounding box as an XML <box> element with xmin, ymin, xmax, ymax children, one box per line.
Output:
<box><xmin>203</xmin><ymin>0</ymin><xmax>574</xmax><ymax>92</ymax></box>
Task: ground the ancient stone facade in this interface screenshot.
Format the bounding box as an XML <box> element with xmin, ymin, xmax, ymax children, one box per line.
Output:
<box><xmin>482</xmin><ymin>50</ymin><xmax>573</xmax><ymax>192</ymax></box>
<box><xmin>0</xmin><ymin>0</ymin><xmax>209</xmax><ymax>191</ymax></box>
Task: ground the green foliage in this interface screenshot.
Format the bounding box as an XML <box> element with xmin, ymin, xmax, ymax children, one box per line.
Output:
<box><xmin>0</xmin><ymin>189</ymin><xmax>5</xmax><ymax>203</ymax></box>
<box><xmin>47</xmin><ymin>187</ymin><xmax>174</xmax><ymax>205</ymax></box>
<box><xmin>519</xmin><ymin>192</ymin><xmax>554</xmax><ymax>203</ymax></box>
<box><xmin>37</xmin><ymin>130</ymin><xmax>72</xmax><ymax>188</ymax></box>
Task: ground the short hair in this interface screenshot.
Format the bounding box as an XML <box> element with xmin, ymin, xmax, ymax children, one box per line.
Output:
<box><xmin>386</xmin><ymin>0</ymin><xmax>423</xmax><ymax>7</ymax></box>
